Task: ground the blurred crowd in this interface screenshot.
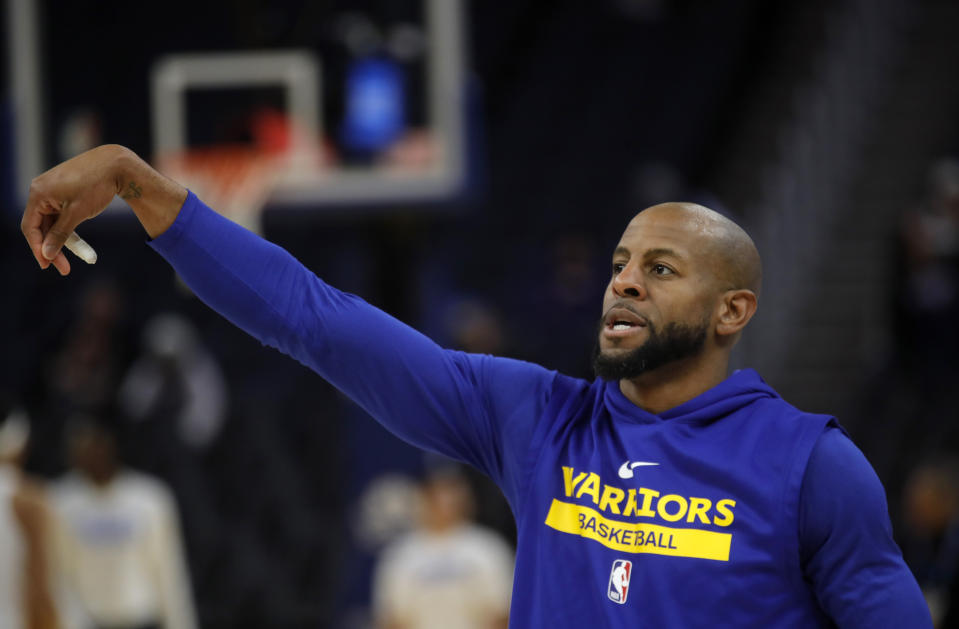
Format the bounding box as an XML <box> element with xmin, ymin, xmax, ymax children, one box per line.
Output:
<box><xmin>1</xmin><ymin>392</ymin><xmax>514</xmax><ymax>629</ymax></box>
<box><xmin>891</xmin><ymin>157</ymin><xmax>959</xmax><ymax>628</ymax></box>
<box><xmin>0</xmin><ymin>257</ymin><xmax>531</xmax><ymax>629</ymax></box>
<box><xmin>0</xmin><ymin>409</ymin><xmax>196</xmax><ymax>629</ymax></box>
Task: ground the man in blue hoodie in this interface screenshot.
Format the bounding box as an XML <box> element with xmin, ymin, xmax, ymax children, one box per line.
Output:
<box><xmin>22</xmin><ymin>145</ymin><xmax>932</xmax><ymax>627</ymax></box>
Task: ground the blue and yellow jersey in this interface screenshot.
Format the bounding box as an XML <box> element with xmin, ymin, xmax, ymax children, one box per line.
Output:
<box><xmin>151</xmin><ymin>192</ymin><xmax>932</xmax><ymax>628</ymax></box>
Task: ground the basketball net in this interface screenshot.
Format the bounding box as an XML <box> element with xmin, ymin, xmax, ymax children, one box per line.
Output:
<box><xmin>157</xmin><ymin>145</ymin><xmax>282</xmax><ymax>234</ymax></box>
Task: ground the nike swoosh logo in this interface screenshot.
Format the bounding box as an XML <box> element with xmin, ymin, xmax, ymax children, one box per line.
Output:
<box><xmin>618</xmin><ymin>460</ymin><xmax>660</xmax><ymax>479</ymax></box>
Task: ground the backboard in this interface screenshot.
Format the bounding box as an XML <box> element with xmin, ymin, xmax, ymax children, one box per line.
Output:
<box><xmin>6</xmin><ymin>0</ymin><xmax>468</xmax><ymax>218</ymax></box>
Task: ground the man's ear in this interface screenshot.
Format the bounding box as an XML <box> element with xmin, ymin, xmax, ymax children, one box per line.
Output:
<box><xmin>716</xmin><ymin>289</ymin><xmax>758</xmax><ymax>338</ymax></box>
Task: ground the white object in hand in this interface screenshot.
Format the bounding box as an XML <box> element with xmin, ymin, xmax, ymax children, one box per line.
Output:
<box><xmin>65</xmin><ymin>232</ymin><xmax>98</xmax><ymax>264</ymax></box>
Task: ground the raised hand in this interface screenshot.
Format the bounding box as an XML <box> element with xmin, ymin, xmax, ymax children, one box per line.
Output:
<box><xmin>21</xmin><ymin>145</ymin><xmax>127</xmax><ymax>275</ymax></box>
<box><xmin>21</xmin><ymin>145</ymin><xmax>187</xmax><ymax>275</ymax></box>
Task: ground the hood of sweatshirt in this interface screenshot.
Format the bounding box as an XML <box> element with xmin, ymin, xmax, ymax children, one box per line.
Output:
<box><xmin>603</xmin><ymin>368</ymin><xmax>779</xmax><ymax>426</ymax></box>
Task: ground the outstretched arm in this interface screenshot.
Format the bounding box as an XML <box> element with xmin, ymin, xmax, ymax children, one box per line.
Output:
<box><xmin>21</xmin><ymin>147</ymin><xmax>556</xmax><ymax>503</ymax></box>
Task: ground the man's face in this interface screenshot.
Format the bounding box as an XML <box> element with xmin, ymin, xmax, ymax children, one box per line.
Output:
<box><xmin>594</xmin><ymin>209</ymin><xmax>719</xmax><ymax>380</ymax></box>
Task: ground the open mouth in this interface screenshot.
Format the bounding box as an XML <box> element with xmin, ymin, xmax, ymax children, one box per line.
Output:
<box><xmin>605</xmin><ymin>320</ymin><xmax>646</xmax><ymax>336</ymax></box>
<box><xmin>603</xmin><ymin>307</ymin><xmax>649</xmax><ymax>337</ymax></box>
<box><xmin>604</xmin><ymin>308</ymin><xmax>647</xmax><ymax>328</ymax></box>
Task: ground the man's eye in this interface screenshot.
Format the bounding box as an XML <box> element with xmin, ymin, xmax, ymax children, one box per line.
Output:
<box><xmin>651</xmin><ymin>264</ymin><xmax>673</xmax><ymax>276</ymax></box>
<box><xmin>612</xmin><ymin>262</ymin><xmax>626</xmax><ymax>275</ymax></box>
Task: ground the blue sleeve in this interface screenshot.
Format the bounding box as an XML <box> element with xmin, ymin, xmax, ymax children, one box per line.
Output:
<box><xmin>799</xmin><ymin>427</ymin><xmax>932</xmax><ymax>628</ymax></box>
<box><xmin>148</xmin><ymin>192</ymin><xmax>556</xmax><ymax>506</ymax></box>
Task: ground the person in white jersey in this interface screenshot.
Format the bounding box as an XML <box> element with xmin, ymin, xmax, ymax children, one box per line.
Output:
<box><xmin>51</xmin><ymin>417</ymin><xmax>197</xmax><ymax>629</ymax></box>
<box><xmin>373</xmin><ymin>466</ymin><xmax>514</xmax><ymax>629</ymax></box>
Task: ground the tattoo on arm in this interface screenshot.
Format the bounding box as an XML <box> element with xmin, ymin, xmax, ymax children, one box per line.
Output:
<box><xmin>121</xmin><ymin>181</ymin><xmax>143</xmax><ymax>200</ymax></box>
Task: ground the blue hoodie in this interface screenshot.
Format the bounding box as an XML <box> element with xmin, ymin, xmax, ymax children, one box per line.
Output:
<box><xmin>151</xmin><ymin>192</ymin><xmax>931</xmax><ymax>628</ymax></box>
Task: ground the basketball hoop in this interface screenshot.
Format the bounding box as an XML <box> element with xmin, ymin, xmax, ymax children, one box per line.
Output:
<box><xmin>157</xmin><ymin>145</ymin><xmax>283</xmax><ymax>233</ymax></box>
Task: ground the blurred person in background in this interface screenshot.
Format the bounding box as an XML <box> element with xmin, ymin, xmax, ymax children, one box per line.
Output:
<box><xmin>899</xmin><ymin>158</ymin><xmax>959</xmax><ymax>377</ymax></box>
<box><xmin>118</xmin><ymin>312</ymin><xmax>228</xmax><ymax>450</ymax></box>
<box><xmin>51</xmin><ymin>416</ymin><xmax>197</xmax><ymax>629</ymax></box>
<box><xmin>21</xmin><ymin>145</ymin><xmax>931</xmax><ymax>627</ymax></box>
<box><xmin>901</xmin><ymin>458</ymin><xmax>959</xmax><ymax>628</ymax></box>
<box><xmin>372</xmin><ymin>465</ymin><xmax>513</xmax><ymax>629</ymax></box>
<box><xmin>47</xmin><ymin>280</ymin><xmax>126</xmax><ymax>416</ymax></box>
<box><xmin>0</xmin><ymin>402</ymin><xmax>60</xmax><ymax>629</ymax></box>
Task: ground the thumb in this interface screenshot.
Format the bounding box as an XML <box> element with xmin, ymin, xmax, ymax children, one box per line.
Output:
<box><xmin>41</xmin><ymin>211</ymin><xmax>80</xmax><ymax>261</ymax></box>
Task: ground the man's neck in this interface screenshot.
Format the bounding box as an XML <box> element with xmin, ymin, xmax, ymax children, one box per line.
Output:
<box><xmin>618</xmin><ymin>356</ymin><xmax>729</xmax><ymax>415</ymax></box>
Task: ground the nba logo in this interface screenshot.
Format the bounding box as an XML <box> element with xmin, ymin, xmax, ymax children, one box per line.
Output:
<box><xmin>607</xmin><ymin>559</ymin><xmax>632</xmax><ymax>604</ymax></box>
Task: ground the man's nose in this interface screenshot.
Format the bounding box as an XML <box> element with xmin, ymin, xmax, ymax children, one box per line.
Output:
<box><xmin>612</xmin><ymin>263</ymin><xmax>646</xmax><ymax>299</ymax></box>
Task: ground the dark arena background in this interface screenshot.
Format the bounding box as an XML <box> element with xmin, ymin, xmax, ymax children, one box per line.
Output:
<box><xmin>3</xmin><ymin>0</ymin><xmax>959</xmax><ymax>627</ymax></box>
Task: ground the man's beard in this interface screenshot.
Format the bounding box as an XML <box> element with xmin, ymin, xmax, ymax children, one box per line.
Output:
<box><xmin>593</xmin><ymin>316</ymin><xmax>709</xmax><ymax>381</ymax></box>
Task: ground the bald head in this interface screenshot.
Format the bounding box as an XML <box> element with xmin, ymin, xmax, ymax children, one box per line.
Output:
<box><xmin>598</xmin><ymin>201</ymin><xmax>760</xmax><ymax>385</ymax></box>
<box><xmin>633</xmin><ymin>202</ymin><xmax>762</xmax><ymax>297</ymax></box>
